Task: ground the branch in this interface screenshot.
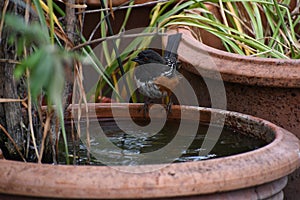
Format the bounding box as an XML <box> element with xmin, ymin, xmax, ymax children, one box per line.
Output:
<box><xmin>0</xmin><ymin>98</ymin><xmax>26</xmax><ymax>103</ymax></box>
<box><xmin>0</xmin><ymin>58</ymin><xmax>20</xmax><ymax>65</ymax></box>
<box><xmin>72</xmin><ymin>31</ymin><xmax>167</xmax><ymax>51</ymax></box>
<box><xmin>0</xmin><ymin>0</ymin><xmax>9</xmax><ymax>42</ymax></box>
<box><xmin>76</xmin><ymin>0</ymin><xmax>169</xmax><ymax>15</ymax></box>
<box><xmin>0</xmin><ymin>124</ymin><xmax>26</xmax><ymax>162</ymax></box>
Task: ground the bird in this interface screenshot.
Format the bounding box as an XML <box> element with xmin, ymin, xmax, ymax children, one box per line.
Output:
<box><xmin>132</xmin><ymin>33</ymin><xmax>182</xmax><ymax>114</ymax></box>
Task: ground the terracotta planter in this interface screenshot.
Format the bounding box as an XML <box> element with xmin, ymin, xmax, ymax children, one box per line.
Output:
<box><xmin>167</xmin><ymin>28</ymin><xmax>300</xmax><ymax>136</ymax></box>
<box><xmin>86</xmin><ymin>0</ymin><xmax>151</xmax><ymax>6</ymax></box>
<box><xmin>82</xmin><ymin>0</ymin><xmax>153</xmax><ymax>43</ymax></box>
<box><xmin>0</xmin><ymin>103</ymin><xmax>299</xmax><ymax>199</ymax></box>
<box><xmin>165</xmin><ymin>27</ymin><xmax>300</xmax><ymax>199</ymax></box>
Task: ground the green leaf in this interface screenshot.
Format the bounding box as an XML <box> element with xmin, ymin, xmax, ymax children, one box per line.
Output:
<box><xmin>14</xmin><ymin>49</ymin><xmax>44</xmax><ymax>79</ymax></box>
<box><xmin>5</xmin><ymin>14</ymin><xmax>49</xmax><ymax>47</ymax></box>
<box><xmin>29</xmin><ymin>50</ymin><xmax>53</xmax><ymax>100</ymax></box>
<box><xmin>49</xmin><ymin>59</ymin><xmax>65</xmax><ymax>106</ymax></box>
<box><xmin>32</xmin><ymin>0</ymin><xmax>50</xmax><ymax>39</ymax></box>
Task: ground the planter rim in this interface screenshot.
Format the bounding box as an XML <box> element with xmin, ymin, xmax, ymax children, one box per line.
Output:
<box><xmin>85</xmin><ymin>0</ymin><xmax>155</xmax><ymax>6</ymax></box>
<box><xmin>0</xmin><ymin>103</ymin><xmax>299</xmax><ymax>199</ymax></box>
<box><xmin>167</xmin><ymin>28</ymin><xmax>300</xmax><ymax>88</ymax></box>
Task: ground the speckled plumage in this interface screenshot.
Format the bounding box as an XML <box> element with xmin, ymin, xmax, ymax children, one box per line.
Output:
<box><xmin>133</xmin><ymin>34</ymin><xmax>182</xmax><ymax>109</ymax></box>
<box><xmin>133</xmin><ymin>50</ymin><xmax>177</xmax><ymax>99</ymax></box>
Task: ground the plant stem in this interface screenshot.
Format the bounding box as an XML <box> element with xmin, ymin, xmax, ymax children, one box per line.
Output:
<box><xmin>47</xmin><ymin>0</ymin><xmax>54</xmax><ymax>44</ymax></box>
<box><xmin>99</xmin><ymin>0</ymin><xmax>131</xmax><ymax>102</ymax></box>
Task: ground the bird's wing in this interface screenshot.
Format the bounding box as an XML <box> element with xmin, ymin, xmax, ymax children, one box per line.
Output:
<box><xmin>134</xmin><ymin>63</ymin><xmax>171</xmax><ymax>82</ymax></box>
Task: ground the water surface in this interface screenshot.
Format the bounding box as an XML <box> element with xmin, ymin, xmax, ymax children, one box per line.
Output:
<box><xmin>59</xmin><ymin>118</ymin><xmax>268</xmax><ymax>165</ymax></box>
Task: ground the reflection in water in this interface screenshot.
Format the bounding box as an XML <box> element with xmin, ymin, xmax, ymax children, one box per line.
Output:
<box><xmin>59</xmin><ymin>119</ymin><xmax>268</xmax><ymax>165</ymax></box>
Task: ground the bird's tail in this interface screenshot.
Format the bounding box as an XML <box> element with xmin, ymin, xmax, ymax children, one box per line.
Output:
<box><xmin>164</xmin><ymin>33</ymin><xmax>182</xmax><ymax>59</ymax></box>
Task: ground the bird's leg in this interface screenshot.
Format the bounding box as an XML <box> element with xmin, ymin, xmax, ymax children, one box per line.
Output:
<box><xmin>163</xmin><ymin>93</ymin><xmax>173</xmax><ymax>114</ymax></box>
<box><xmin>161</xmin><ymin>93</ymin><xmax>173</xmax><ymax>115</ymax></box>
<box><xmin>166</xmin><ymin>96</ymin><xmax>173</xmax><ymax>114</ymax></box>
<box><xmin>143</xmin><ymin>101</ymin><xmax>149</xmax><ymax>118</ymax></box>
<box><xmin>141</xmin><ymin>97</ymin><xmax>151</xmax><ymax>119</ymax></box>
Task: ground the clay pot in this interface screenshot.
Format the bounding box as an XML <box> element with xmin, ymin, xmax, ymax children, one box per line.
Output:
<box><xmin>165</xmin><ymin>27</ymin><xmax>300</xmax><ymax>199</ymax></box>
<box><xmin>86</xmin><ymin>0</ymin><xmax>151</xmax><ymax>6</ymax></box>
<box><xmin>167</xmin><ymin>27</ymin><xmax>300</xmax><ymax>137</ymax></box>
<box><xmin>82</xmin><ymin>0</ymin><xmax>153</xmax><ymax>43</ymax></box>
<box><xmin>0</xmin><ymin>103</ymin><xmax>299</xmax><ymax>199</ymax></box>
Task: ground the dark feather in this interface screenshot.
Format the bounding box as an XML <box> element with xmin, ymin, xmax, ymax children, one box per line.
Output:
<box><xmin>164</xmin><ymin>33</ymin><xmax>182</xmax><ymax>59</ymax></box>
<box><xmin>132</xmin><ymin>34</ymin><xmax>182</xmax><ymax>101</ymax></box>
<box><xmin>134</xmin><ymin>63</ymin><xmax>171</xmax><ymax>82</ymax></box>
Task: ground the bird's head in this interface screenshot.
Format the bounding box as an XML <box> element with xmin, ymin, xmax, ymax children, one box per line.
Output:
<box><xmin>132</xmin><ymin>49</ymin><xmax>166</xmax><ymax>65</ymax></box>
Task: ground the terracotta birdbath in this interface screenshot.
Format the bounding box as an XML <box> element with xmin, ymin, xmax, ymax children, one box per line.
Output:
<box><xmin>0</xmin><ymin>103</ymin><xmax>299</xmax><ymax>199</ymax></box>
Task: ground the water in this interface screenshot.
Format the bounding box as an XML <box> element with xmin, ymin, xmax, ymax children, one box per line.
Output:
<box><xmin>59</xmin><ymin>118</ymin><xmax>268</xmax><ymax>165</ymax></box>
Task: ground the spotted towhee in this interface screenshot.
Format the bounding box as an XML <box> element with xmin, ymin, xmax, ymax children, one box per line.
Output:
<box><xmin>133</xmin><ymin>33</ymin><xmax>182</xmax><ymax>113</ymax></box>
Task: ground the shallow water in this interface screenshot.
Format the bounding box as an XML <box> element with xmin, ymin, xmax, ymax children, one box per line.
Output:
<box><xmin>59</xmin><ymin>118</ymin><xmax>268</xmax><ymax>165</ymax></box>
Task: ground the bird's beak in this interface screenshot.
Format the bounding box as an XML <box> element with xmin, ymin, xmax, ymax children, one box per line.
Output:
<box><xmin>132</xmin><ymin>57</ymin><xmax>139</xmax><ymax>63</ymax></box>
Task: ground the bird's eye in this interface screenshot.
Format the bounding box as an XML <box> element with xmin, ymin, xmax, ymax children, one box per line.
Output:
<box><xmin>143</xmin><ymin>57</ymin><xmax>148</xmax><ymax>61</ymax></box>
